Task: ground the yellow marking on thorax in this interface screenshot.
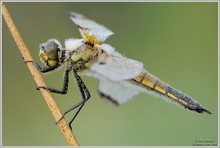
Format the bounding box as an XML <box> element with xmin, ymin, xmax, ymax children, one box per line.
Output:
<box><xmin>82</xmin><ymin>54</ymin><xmax>90</xmax><ymax>61</ymax></box>
<box><xmin>70</xmin><ymin>46</ymin><xmax>98</xmax><ymax>70</ymax></box>
<box><xmin>71</xmin><ymin>45</ymin><xmax>95</xmax><ymax>62</ymax></box>
<box><xmin>71</xmin><ymin>55</ymin><xmax>80</xmax><ymax>61</ymax></box>
<box><xmin>85</xmin><ymin>61</ymin><xmax>93</xmax><ymax>68</ymax></box>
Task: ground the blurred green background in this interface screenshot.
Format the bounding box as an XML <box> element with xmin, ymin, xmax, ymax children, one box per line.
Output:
<box><xmin>2</xmin><ymin>2</ymin><xmax>218</xmax><ymax>146</ymax></box>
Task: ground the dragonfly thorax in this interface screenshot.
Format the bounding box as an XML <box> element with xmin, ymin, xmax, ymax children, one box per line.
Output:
<box><xmin>66</xmin><ymin>41</ymin><xmax>99</xmax><ymax>71</ymax></box>
<box><xmin>68</xmin><ymin>53</ymin><xmax>95</xmax><ymax>71</ymax></box>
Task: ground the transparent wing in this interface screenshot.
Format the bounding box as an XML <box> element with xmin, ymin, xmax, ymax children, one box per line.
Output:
<box><xmin>89</xmin><ymin>53</ymin><xmax>144</xmax><ymax>81</ymax></box>
<box><xmin>68</xmin><ymin>12</ymin><xmax>114</xmax><ymax>45</ymax></box>
<box><xmin>98</xmin><ymin>79</ymin><xmax>140</xmax><ymax>106</ymax></box>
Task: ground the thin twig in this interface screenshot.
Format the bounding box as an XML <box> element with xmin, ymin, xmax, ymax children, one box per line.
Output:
<box><xmin>2</xmin><ymin>2</ymin><xmax>79</xmax><ymax>146</ymax></box>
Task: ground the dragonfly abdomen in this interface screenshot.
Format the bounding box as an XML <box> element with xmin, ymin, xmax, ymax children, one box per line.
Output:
<box><xmin>132</xmin><ymin>70</ymin><xmax>211</xmax><ymax>114</ymax></box>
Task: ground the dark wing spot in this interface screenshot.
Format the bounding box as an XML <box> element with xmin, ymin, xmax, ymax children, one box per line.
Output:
<box><xmin>99</xmin><ymin>62</ymin><xmax>105</xmax><ymax>65</ymax></box>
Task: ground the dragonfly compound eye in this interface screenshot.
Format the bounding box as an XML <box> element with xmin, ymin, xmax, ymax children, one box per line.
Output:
<box><xmin>39</xmin><ymin>39</ymin><xmax>62</xmax><ymax>67</ymax></box>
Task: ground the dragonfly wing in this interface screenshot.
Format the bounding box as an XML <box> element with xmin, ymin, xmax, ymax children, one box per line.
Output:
<box><xmin>98</xmin><ymin>79</ymin><xmax>140</xmax><ymax>106</ymax></box>
<box><xmin>68</xmin><ymin>12</ymin><xmax>114</xmax><ymax>45</ymax></box>
<box><xmin>89</xmin><ymin>53</ymin><xmax>144</xmax><ymax>81</ymax></box>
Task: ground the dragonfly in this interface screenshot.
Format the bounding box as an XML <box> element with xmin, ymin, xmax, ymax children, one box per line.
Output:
<box><xmin>27</xmin><ymin>12</ymin><xmax>211</xmax><ymax>129</ymax></box>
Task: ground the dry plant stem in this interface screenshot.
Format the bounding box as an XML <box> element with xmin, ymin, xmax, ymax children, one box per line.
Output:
<box><xmin>2</xmin><ymin>2</ymin><xmax>79</xmax><ymax>146</ymax></box>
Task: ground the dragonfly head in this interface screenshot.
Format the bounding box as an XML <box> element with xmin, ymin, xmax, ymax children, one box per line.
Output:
<box><xmin>39</xmin><ymin>39</ymin><xmax>62</xmax><ymax>67</ymax></box>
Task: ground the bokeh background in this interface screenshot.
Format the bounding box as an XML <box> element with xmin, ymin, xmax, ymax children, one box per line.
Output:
<box><xmin>2</xmin><ymin>2</ymin><xmax>218</xmax><ymax>146</ymax></box>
